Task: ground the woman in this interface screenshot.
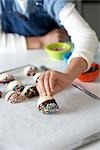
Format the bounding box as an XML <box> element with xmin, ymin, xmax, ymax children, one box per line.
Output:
<box><xmin>0</xmin><ymin>0</ymin><xmax>98</xmax><ymax>95</ymax></box>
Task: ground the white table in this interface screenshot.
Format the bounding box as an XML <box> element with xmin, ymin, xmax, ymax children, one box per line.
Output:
<box><xmin>0</xmin><ymin>44</ymin><xmax>100</xmax><ymax>150</ymax></box>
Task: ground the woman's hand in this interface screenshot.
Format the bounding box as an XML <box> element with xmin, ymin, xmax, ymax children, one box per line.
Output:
<box><xmin>37</xmin><ymin>58</ymin><xmax>88</xmax><ymax>97</ymax></box>
<box><xmin>37</xmin><ymin>70</ymin><xmax>72</xmax><ymax>96</ymax></box>
<box><xmin>42</xmin><ymin>28</ymin><xmax>68</xmax><ymax>46</ymax></box>
<box><xmin>26</xmin><ymin>36</ymin><xmax>44</xmax><ymax>49</ymax></box>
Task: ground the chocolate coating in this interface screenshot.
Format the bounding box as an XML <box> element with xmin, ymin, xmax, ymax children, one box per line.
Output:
<box><xmin>24</xmin><ymin>86</ymin><xmax>39</xmax><ymax>98</ymax></box>
<box><xmin>0</xmin><ymin>91</ymin><xmax>2</xmax><ymax>98</ymax></box>
<box><xmin>38</xmin><ymin>99</ymin><xmax>59</xmax><ymax>114</ymax></box>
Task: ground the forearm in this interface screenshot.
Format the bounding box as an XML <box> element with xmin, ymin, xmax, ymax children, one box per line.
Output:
<box><xmin>26</xmin><ymin>36</ymin><xmax>44</xmax><ymax>49</ymax></box>
<box><xmin>65</xmin><ymin>57</ymin><xmax>88</xmax><ymax>81</ymax></box>
<box><xmin>59</xmin><ymin>3</ymin><xmax>98</xmax><ymax>70</ymax></box>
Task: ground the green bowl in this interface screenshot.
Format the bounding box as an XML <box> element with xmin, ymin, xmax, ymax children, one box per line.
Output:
<box><xmin>45</xmin><ymin>42</ymin><xmax>73</xmax><ymax>60</ymax></box>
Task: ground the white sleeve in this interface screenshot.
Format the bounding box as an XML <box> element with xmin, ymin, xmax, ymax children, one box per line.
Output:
<box><xmin>0</xmin><ymin>25</ymin><xmax>27</xmax><ymax>53</ymax></box>
<box><xmin>59</xmin><ymin>3</ymin><xmax>98</xmax><ymax>70</ymax></box>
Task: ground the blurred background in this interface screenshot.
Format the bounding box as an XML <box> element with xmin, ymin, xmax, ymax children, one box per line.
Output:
<box><xmin>76</xmin><ymin>0</ymin><xmax>100</xmax><ymax>40</ymax></box>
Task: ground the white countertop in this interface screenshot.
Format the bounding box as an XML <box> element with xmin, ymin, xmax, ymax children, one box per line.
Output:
<box><xmin>0</xmin><ymin>44</ymin><xmax>100</xmax><ymax>150</ymax></box>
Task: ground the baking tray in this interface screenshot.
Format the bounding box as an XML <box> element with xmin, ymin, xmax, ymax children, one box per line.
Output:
<box><xmin>0</xmin><ymin>64</ymin><xmax>40</xmax><ymax>98</ymax></box>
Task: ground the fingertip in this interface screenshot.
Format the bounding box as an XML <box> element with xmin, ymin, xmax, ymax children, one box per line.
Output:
<box><xmin>48</xmin><ymin>91</ymin><xmax>52</xmax><ymax>96</ymax></box>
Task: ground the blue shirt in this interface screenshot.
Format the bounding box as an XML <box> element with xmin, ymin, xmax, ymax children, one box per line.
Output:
<box><xmin>0</xmin><ymin>0</ymin><xmax>74</xmax><ymax>36</ymax></box>
<box><xmin>43</xmin><ymin>0</ymin><xmax>74</xmax><ymax>22</ymax></box>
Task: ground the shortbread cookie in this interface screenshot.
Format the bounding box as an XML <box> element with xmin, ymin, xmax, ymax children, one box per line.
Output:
<box><xmin>33</xmin><ymin>72</ymin><xmax>43</xmax><ymax>84</ymax></box>
<box><xmin>24</xmin><ymin>65</ymin><xmax>38</xmax><ymax>76</ymax></box>
<box><xmin>7</xmin><ymin>80</ymin><xmax>24</xmax><ymax>92</ymax></box>
<box><xmin>5</xmin><ymin>91</ymin><xmax>25</xmax><ymax>103</ymax></box>
<box><xmin>22</xmin><ymin>85</ymin><xmax>39</xmax><ymax>98</ymax></box>
<box><xmin>0</xmin><ymin>73</ymin><xmax>15</xmax><ymax>84</ymax></box>
<box><xmin>37</xmin><ymin>96</ymin><xmax>59</xmax><ymax>114</ymax></box>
